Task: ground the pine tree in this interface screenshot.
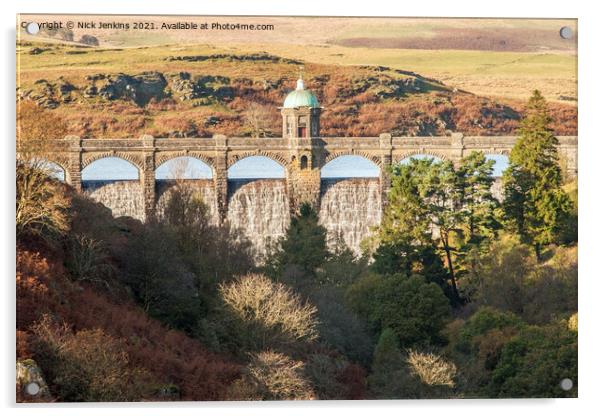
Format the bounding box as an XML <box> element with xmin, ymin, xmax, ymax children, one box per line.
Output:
<box><xmin>377</xmin><ymin>155</ymin><xmax>501</xmax><ymax>305</ymax></box>
<box><xmin>368</xmin><ymin>328</ymin><xmax>405</xmax><ymax>398</ymax></box>
<box><xmin>502</xmin><ymin>90</ymin><xmax>573</xmax><ymax>260</ymax></box>
<box><xmin>271</xmin><ymin>203</ymin><xmax>329</xmax><ymax>276</ymax></box>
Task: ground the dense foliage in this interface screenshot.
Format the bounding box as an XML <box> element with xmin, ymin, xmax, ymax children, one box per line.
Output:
<box><xmin>502</xmin><ymin>90</ymin><xmax>575</xmax><ymax>259</ymax></box>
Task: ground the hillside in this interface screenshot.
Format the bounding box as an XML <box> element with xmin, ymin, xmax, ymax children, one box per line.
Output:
<box><xmin>17</xmin><ymin>40</ymin><xmax>577</xmax><ymax>139</ymax></box>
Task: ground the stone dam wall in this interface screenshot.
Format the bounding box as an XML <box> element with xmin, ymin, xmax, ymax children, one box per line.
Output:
<box><xmin>227</xmin><ymin>179</ymin><xmax>291</xmax><ymax>258</ymax></box>
<box><xmin>83</xmin><ymin>177</ymin><xmax>503</xmax><ymax>258</ymax></box>
<box><xmin>83</xmin><ymin>181</ymin><xmax>144</xmax><ymax>220</ymax></box>
<box><xmin>319</xmin><ymin>178</ymin><xmax>382</xmax><ymax>255</ymax></box>
<box><xmin>83</xmin><ymin>177</ymin><xmax>384</xmax><ymax>257</ymax></box>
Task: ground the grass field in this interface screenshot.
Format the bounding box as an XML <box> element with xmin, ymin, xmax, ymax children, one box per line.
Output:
<box><xmin>18</xmin><ymin>41</ymin><xmax>576</xmax><ymax>103</ymax></box>
<box><xmin>18</xmin><ymin>15</ymin><xmax>576</xmax><ymax>101</ymax></box>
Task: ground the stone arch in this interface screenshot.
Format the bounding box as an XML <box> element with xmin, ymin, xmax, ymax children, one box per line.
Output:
<box><xmin>395</xmin><ymin>150</ymin><xmax>449</xmax><ymax>164</ymax></box>
<box><xmin>81</xmin><ymin>151</ymin><xmax>143</xmax><ymax>172</ymax></box>
<box><xmin>155</xmin><ymin>152</ymin><xmax>215</xmax><ymax>172</ymax></box>
<box><xmin>41</xmin><ymin>157</ymin><xmax>69</xmax><ymax>182</ymax></box>
<box><xmin>226</xmin><ymin>151</ymin><xmax>289</xmax><ymax>170</ymax></box>
<box><xmin>323</xmin><ymin>150</ymin><xmax>382</xmax><ymax>168</ymax></box>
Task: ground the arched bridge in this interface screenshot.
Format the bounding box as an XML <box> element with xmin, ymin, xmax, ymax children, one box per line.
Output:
<box><xmin>40</xmin><ymin>133</ymin><xmax>577</xmax><ymax>256</ymax></box>
<box><xmin>47</xmin><ymin>132</ymin><xmax>577</xmax><ymax>221</ymax></box>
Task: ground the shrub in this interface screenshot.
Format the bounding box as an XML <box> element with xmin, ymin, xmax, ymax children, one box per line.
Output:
<box><xmin>568</xmin><ymin>313</ymin><xmax>578</xmax><ymax>332</ymax></box>
<box><xmin>79</xmin><ymin>35</ymin><xmax>99</xmax><ymax>46</ymax></box>
<box><xmin>229</xmin><ymin>351</ymin><xmax>315</xmax><ymax>400</ymax></box>
<box><xmin>303</xmin><ymin>354</ymin><xmax>346</xmax><ymax>400</ymax></box>
<box><xmin>16</xmin><ymin>163</ymin><xmax>70</xmax><ymax>242</ymax></box>
<box><xmin>458</xmin><ymin>307</ymin><xmax>524</xmax><ymax>348</ymax></box>
<box><xmin>30</xmin><ymin>316</ymin><xmax>154</xmax><ymax>402</ymax></box>
<box><xmin>406</xmin><ymin>349</ymin><xmax>457</xmax><ymax>388</ymax></box>
<box><xmin>489</xmin><ymin>324</ymin><xmax>577</xmax><ymax>398</ymax></box>
<box><xmin>16</xmin><ymin>249</ymin><xmax>66</xmax><ymax>330</ymax></box>
<box><xmin>219</xmin><ymin>274</ymin><xmax>318</xmax><ymax>352</ymax></box>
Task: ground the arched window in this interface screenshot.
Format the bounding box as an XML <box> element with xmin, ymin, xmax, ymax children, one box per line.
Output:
<box><xmin>300</xmin><ymin>155</ymin><xmax>308</xmax><ymax>170</ymax></box>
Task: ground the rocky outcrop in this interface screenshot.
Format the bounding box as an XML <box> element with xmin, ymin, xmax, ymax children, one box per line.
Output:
<box><xmin>165</xmin><ymin>52</ymin><xmax>302</xmax><ymax>65</ymax></box>
<box><xmin>17</xmin><ymin>77</ymin><xmax>76</xmax><ymax>108</ymax></box>
<box><xmin>94</xmin><ymin>72</ymin><xmax>168</xmax><ymax>106</ymax></box>
<box><xmin>167</xmin><ymin>73</ymin><xmax>233</xmax><ymax>103</ymax></box>
<box><xmin>16</xmin><ymin>359</ymin><xmax>52</xmax><ymax>402</ymax></box>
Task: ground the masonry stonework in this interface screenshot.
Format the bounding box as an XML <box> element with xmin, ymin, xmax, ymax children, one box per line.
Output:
<box><xmin>45</xmin><ymin>133</ymin><xmax>578</xmax><ymax>224</ymax></box>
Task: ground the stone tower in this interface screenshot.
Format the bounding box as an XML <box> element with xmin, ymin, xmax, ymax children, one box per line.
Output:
<box><xmin>280</xmin><ymin>78</ymin><xmax>322</xmax><ymax>213</ymax></box>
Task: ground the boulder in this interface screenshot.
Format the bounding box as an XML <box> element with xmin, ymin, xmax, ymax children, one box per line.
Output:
<box><xmin>97</xmin><ymin>71</ymin><xmax>168</xmax><ymax>106</ymax></box>
<box><xmin>16</xmin><ymin>359</ymin><xmax>52</xmax><ymax>402</ymax></box>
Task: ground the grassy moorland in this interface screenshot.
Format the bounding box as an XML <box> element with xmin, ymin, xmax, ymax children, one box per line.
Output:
<box><xmin>18</xmin><ymin>15</ymin><xmax>576</xmax><ymax>102</ymax></box>
<box><xmin>17</xmin><ymin>37</ymin><xmax>577</xmax><ymax>139</ymax></box>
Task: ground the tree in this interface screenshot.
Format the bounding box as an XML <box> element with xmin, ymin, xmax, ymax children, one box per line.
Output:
<box><xmin>16</xmin><ymin>101</ymin><xmax>70</xmax><ymax>241</ymax></box>
<box><xmin>119</xmin><ymin>223</ymin><xmax>199</xmax><ymax>332</ymax></box>
<box><xmin>502</xmin><ymin>90</ymin><xmax>574</xmax><ymax>260</ymax></box>
<box><xmin>269</xmin><ymin>203</ymin><xmax>329</xmax><ymax>277</ymax></box>
<box><xmin>243</xmin><ymin>102</ymin><xmax>278</xmax><ymax>138</ymax></box>
<box><xmin>228</xmin><ymin>351</ymin><xmax>315</xmax><ymax>400</ymax></box>
<box><xmin>218</xmin><ymin>274</ymin><xmax>318</xmax><ymax>352</ymax></box>
<box><xmin>456</xmin><ymin>151</ymin><xmax>500</xmax><ymax>247</ymax></box>
<box><xmin>368</xmin><ymin>328</ymin><xmax>406</xmax><ymax>398</ymax></box>
<box><xmin>489</xmin><ymin>323</ymin><xmax>577</xmax><ymax>398</ymax></box>
<box><xmin>377</xmin><ymin>155</ymin><xmax>499</xmax><ymax>304</ymax></box>
<box><xmin>371</xmin><ymin>240</ymin><xmax>452</xmax><ymax>298</ymax></box>
<box><xmin>347</xmin><ymin>274</ymin><xmax>451</xmax><ymax>347</ymax></box>
<box><xmin>161</xmin><ymin>183</ymin><xmax>255</xmax><ymax>316</ymax></box>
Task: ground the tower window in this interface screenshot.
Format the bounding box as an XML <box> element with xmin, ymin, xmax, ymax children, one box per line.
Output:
<box><xmin>300</xmin><ymin>155</ymin><xmax>308</xmax><ymax>169</ymax></box>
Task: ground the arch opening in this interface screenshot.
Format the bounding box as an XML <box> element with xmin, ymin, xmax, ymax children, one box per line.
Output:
<box><xmin>485</xmin><ymin>154</ymin><xmax>510</xmax><ymax>177</ymax></box>
<box><xmin>321</xmin><ymin>155</ymin><xmax>380</xmax><ymax>178</ymax></box>
<box><xmin>82</xmin><ymin>157</ymin><xmax>139</xmax><ymax>181</ymax></box>
<box><xmin>156</xmin><ymin>156</ymin><xmax>213</xmax><ymax>180</ymax></box>
<box><xmin>398</xmin><ymin>154</ymin><xmax>443</xmax><ymax>165</ymax></box>
<box><xmin>228</xmin><ymin>156</ymin><xmax>285</xmax><ymax>179</ymax></box>
<box><xmin>38</xmin><ymin>160</ymin><xmax>66</xmax><ymax>182</ymax></box>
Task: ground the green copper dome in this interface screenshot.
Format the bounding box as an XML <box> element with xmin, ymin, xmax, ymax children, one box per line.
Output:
<box><xmin>283</xmin><ymin>79</ymin><xmax>319</xmax><ymax>108</ymax></box>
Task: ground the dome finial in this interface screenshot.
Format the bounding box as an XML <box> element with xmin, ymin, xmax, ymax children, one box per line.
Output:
<box><xmin>296</xmin><ymin>66</ymin><xmax>305</xmax><ymax>90</ymax></box>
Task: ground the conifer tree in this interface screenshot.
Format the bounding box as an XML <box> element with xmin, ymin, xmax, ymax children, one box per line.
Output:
<box><xmin>271</xmin><ymin>203</ymin><xmax>329</xmax><ymax>276</ymax></box>
<box><xmin>368</xmin><ymin>328</ymin><xmax>405</xmax><ymax>398</ymax></box>
<box><xmin>502</xmin><ymin>90</ymin><xmax>573</xmax><ymax>260</ymax></box>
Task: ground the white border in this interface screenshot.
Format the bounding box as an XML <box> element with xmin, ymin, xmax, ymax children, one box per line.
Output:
<box><xmin>3</xmin><ymin>1</ymin><xmax>601</xmax><ymax>414</ymax></box>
